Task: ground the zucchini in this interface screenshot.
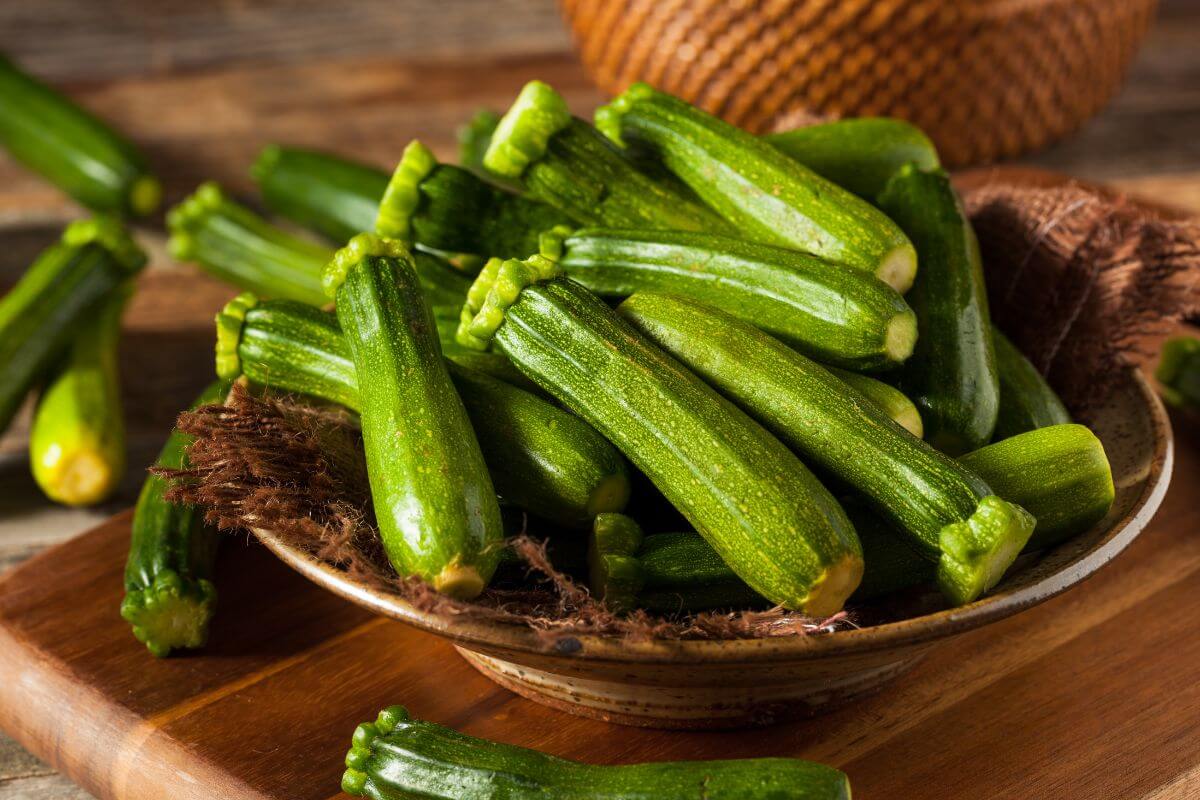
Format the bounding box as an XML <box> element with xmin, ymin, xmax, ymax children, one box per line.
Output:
<box><xmin>324</xmin><ymin>235</ymin><xmax>503</xmax><ymax>597</ymax></box>
<box><xmin>217</xmin><ymin>294</ymin><xmax>629</xmax><ymax>528</ymax></box>
<box><xmin>483</xmin><ymin>81</ymin><xmax>732</xmax><ymax>234</ymax></box>
<box><xmin>252</xmin><ymin>145</ymin><xmax>389</xmax><ymax>243</ymax></box>
<box><xmin>992</xmin><ymin>327</ymin><xmax>1071</xmax><ymax>440</ymax></box>
<box><xmin>0</xmin><ymin>217</ymin><xmax>146</xmax><ymax>436</ymax></box>
<box><xmin>619</xmin><ymin>292</ymin><xmax>1034</xmax><ymax>606</ymax></box>
<box><xmin>457</xmin><ymin>256</ymin><xmax>862</xmax><ymax>615</ymax></box>
<box><xmin>375</xmin><ymin>140</ymin><xmax>572</xmax><ymax>259</ymax></box>
<box><xmin>631</xmin><ymin>423</ymin><xmax>1115</xmax><ymax>608</ymax></box>
<box><xmin>587</xmin><ymin>512</ymin><xmax>645</xmax><ymax>612</ymax></box>
<box><xmin>764</xmin><ymin>117</ymin><xmax>940</xmax><ymax>199</ymax></box>
<box><xmin>343</xmin><ymin>705</ymin><xmax>851</xmax><ymax>799</ymax></box>
<box><xmin>877</xmin><ymin>164</ymin><xmax>1000</xmax><ymax>454</ymax></box>
<box><xmin>0</xmin><ymin>54</ymin><xmax>160</xmax><ymax>216</ymax></box>
<box><xmin>458</xmin><ymin>108</ymin><xmax>501</xmax><ymax>174</ymax></box>
<box><xmin>543</xmin><ymin>226</ymin><xmax>917</xmax><ymax>370</ymax></box>
<box><xmin>29</xmin><ymin>281</ymin><xmax>132</xmax><ymax>506</ymax></box>
<box><xmin>1155</xmin><ymin>335</ymin><xmax>1200</xmax><ymax>410</ymax></box>
<box><xmin>121</xmin><ymin>380</ymin><xmax>230</xmax><ymax>657</ymax></box>
<box><xmin>827</xmin><ymin>366</ymin><xmax>923</xmax><ymax>438</ymax></box>
<box><xmin>596</xmin><ymin>83</ymin><xmax>917</xmax><ymax>293</ymax></box>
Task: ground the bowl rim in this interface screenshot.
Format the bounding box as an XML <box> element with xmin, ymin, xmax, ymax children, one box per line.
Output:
<box><xmin>253</xmin><ymin>366</ymin><xmax>1173</xmax><ymax>666</ymax></box>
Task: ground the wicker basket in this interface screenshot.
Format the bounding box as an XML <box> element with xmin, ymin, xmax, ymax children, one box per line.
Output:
<box><xmin>559</xmin><ymin>0</ymin><xmax>1158</xmax><ymax>166</ymax></box>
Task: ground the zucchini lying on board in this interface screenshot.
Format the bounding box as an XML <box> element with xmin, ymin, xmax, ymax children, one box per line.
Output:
<box><xmin>619</xmin><ymin>292</ymin><xmax>1033</xmax><ymax>606</ymax></box>
<box><xmin>877</xmin><ymin>164</ymin><xmax>1000</xmax><ymax>454</ymax></box>
<box><xmin>217</xmin><ymin>294</ymin><xmax>629</xmax><ymax>528</ymax></box>
<box><xmin>30</xmin><ymin>281</ymin><xmax>132</xmax><ymax>506</ymax></box>
<box><xmin>1156</xmin><ymin>335</ymin><xmax>1200</xmax><ymax>410</ymax></box>
<box><xmin>483</xmin><ymin>81</ymin><xmax>733</xmax><ymax>234</ymax></box>
<box><xmin>324</xmin><ymin>235</ymin><xmax>504</xmax><ymax>599</ymax></box>
<box><xmin>458</xmin><ymin>255</ymin><xmax>863</xmax><ymax>616</ymax></box>
<box><xmin>625</xmin><ymin>424</ymin><xmax>1115</xmax><ymax>611</ymax></box>
<box><xmin>542</xmin><ymin>226</ymin><xmax>917</xmax><ymax>371</ymax></box>
<box><xmin>121</xmin><ymin>380</ymin><xmax>230</xmax><ymax>658</ymax></box>
<box><xmin>0</xmin><ymin>217</ymin><xmax>147</xmax><ymax>437</ymax></box>
<box><xmin>992</xmin><ymin>327</ymin><xmax>1071</xmax><ymax>440</ymax></box>
<box><xmin>0</xmin><ymin>54</ymin><xmax>160</xmax><ymax>216</ymax></box>
<box><xmin>343</xmin><ymin>705</ymin><xmax>851</xmax><ymax>800</ymax></box>
<box><xmin>596</xmin><ymin>82</ymin><xmax>917</xmax><ymax>293</ymax></box>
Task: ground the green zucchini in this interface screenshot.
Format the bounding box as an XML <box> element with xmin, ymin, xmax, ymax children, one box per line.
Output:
<box><xmin>217</xmin><ymin>294</ymin><xmax>629</xmax><ymax>528</ymax></box>
<box><xmin>0</xmin><ymin>217</ymin><xmax>146</xmax><ymax>436</ymax></box>
<box><xmin>457</xmin><ymin>255</ymin><xmax>862</xmax><ymax>615</ymax></box>
<box><xmin>877</xmin><ymin>164</ymin><xmax>1000</xmax><ymax>454</ymax></box>
<box><xmin>992</xmin><ymin>327</ymin><xmax>1071</xmax><ymax>440</ymax></box>
<box><xmin>1156</xmin><ymin>335</ymin><xmax>1200</xmax><ymax>410</ymax></box>
<box><xmin>324</xmin><ymin>235</ymin><xmax>503</xmax><ymax>597</ymax></box>
<box><xmin>343</xmin><ymin>705</ymin><xmax>851</xmax><ymax>799</ymax></box>
<box><xmin>827</xmin><ymin>366</ymin><xmax>923</xmax><ymax>438</ymax></box>
<box><xmin>0</xmin><ymin>54</ymin><xmax>160</xmax><ymax>216</ymax></box>
<box><xmin>543</xmin><ymin>226</ymin><xmax>917</xmax><ymax>370</ymax></box>
<box><xmin>631</xmin><ymin>423</ymin><xmax>1115</xmax><ymax>608</ymax></box>
<box><xmin>29</xmin><ymin>281</ymin><xmax>131</xmax><ymax>506</ymax></box>
<box><xmin>587</xmin><ymin>512</ymin><xmax>645</xmax><ymax>612</ymax></box>
<box><xmin>483</xmin><ymin>81</ymin><xmax>733</xmax><ymax>234</ymax></box>
<box><xmin>375</xmin><ymin>139</ymin><xmax>572</xmax><ymax>259</ymax></box>
<box><xmin>596</xmin><ymin>83</ymin><xmax>916</xmax><ymax>293</ymax></box>
<box><xmin>252</xmin><ymin>144</ymin><xmax>389</xmax><ymax>243</ymax></box>
<box><xmin>619</xmin><ymin>292</ymin><xmax>1033</xmax><ymax>606</ymax></box>
<box><xmin>458</xmin><ymin>108</ymin><xmax>501</xmax><ymax>174</ymax></box>
<box><xmin>764</xmin><ymin>117</ymin><xmax>940</xmax><ymax>199</ymax></box>
<box><xmin>121</xmin><ymin>380</ymin><xmax>230</xmax><ymax>657</ymax></box>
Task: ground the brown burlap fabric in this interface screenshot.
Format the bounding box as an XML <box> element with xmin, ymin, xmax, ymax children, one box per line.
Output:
<box><xmin>167</xmin><ymin>178</ymin><xmax>1198</xmax><ymax>644</ymax></box>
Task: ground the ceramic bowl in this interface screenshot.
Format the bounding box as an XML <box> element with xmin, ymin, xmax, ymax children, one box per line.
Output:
<box><xmin>253</xmin><ymin>364</ymin><xmax>1171</xmax><ymax>729</ymax></box>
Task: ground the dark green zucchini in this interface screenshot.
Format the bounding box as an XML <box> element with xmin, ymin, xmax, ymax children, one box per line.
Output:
<box><xmin>596</xmin><ymin>83</ymin><xmax>916</xmax><ymax>293</ymax></box>
<box><xmin>544</xmin><ymin>226</ymin><xmax>917</xmax><ymax>370</ymax></box>
<box><xmin>992</xmin><ymin>327</ymin><xmax>1071</xmax><ymax>440</ymax></box>
<box><xmin>483</xmin><ymin>81</ymin><xmax>733</xmax><ymax>234</ymax></box>
<box><xmin>877</xmin><ymin>164</ymin><xmax>1000</xmax><ymax>454</ymax></box>
<box><xmin>375</xmin><ymin>139</ymin><xmax>572</xmax><ymax>259</ymax></box>
<box><xmin>1156</xmin><ymin>335</ymin><xmax>1200</xmax><ymax>410</ymax></box>
<box><xmin>764</xmin><ymin>117</ymin><xmax>940</xmax><ymax>199</ymax></box>
<box><xmin>827</xmin><ymin>367</ymin><xmax>923</xmax><ymax>438</ymax></box>
<box><xmin>324</xmin><ymin>235</ymin><xmax>503</xmax><ymax>597</ymax></box>
<box><xmin>0</xmin><ymin>217</ymin><xmax>147</xmax><ymax>436</ymax></box>
<box><xmin>587</xmin><ymin>512</ymin><xmax>645</xmax><ymax>612</ymax></box>
<box><xmin>252</xmin><ymin>144</ymin><xmax>389</xmax><ymax>243</ymax></box>
<box><xmin>121</xmin><ymin>380</ymin><xmax>230</xmax><ymax>657</ymax></box>
<box><xmin>630</xmin><ymin>423</ymin><xmax>1115</xmax><ymax>609</ymax></box>
<box><xmin>217</xmin><ymin>293</ymin><xmax>629</xmax><ymax>528</ymax></box>
<box><xmin>457</xmin><ymin>255</ymin><xmax>862</xmax><ymax>615</ymax></box>
<box><xmin>0</xmin><ymin>54</ymin><xmax>160</xmax><ymax>216</ymax></box>
<box><xmin>29</xmin><ymin>281</ymin><xmax>131</xmax><ymax>506</ymax></box>
<box><xmin>619</xmin><ymin>292</ymin><xmax>1033</xmax><ymax>606</ymax></box>
<box><xmin>343</xmin><ymin>705</ymin><xmax>851</xmax><ymax>799</ymax></box>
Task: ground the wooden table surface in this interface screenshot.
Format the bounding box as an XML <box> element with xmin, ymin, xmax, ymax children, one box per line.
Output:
<box><xmin>0</xmin><ymin>1</ymin><xmax>1198</xmax><ymax>797</ymax></box>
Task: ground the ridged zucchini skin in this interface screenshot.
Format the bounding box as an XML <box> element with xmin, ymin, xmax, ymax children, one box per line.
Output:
<box><xmin>458</xmin><ymin>259</ymin><xmax>863</xmax><ymax>616</ymax></box>
<box><xmin>30</xmin><ymin>282</ymin><xmax>132</xmax><ymax>506</ymax></box>
<box><xmin>619</xmin><ymin>292</ymin><xmax>1033</xmax><ymax>606</ymax></box>
<box><xmin>765</xmin><ymin>117</ymin><xmax>940</xmax><ymax>199</ymax></box>
<box><xmin>343</xmin><ymin>705</ymin><xmax>851</xmax><ymax>800</ymax></box>
<box><xmin>992</xmin><ymin>327</ymin><xmax>1071</xmax><ymax>440</ymax></box>
<box><xmin>587</xmin><ymin>513</ymin><xmax>646</xmax><ymax>612</ymax></box>
<box><xmin>325</xmin><ymin>236</ymin><xmax>505</xmax><ymax>597</ymax></box>
<box><xmin>121</xmin><ymin>380</ymin><xmax>230</xmax><ymax>658</ymax></box>
<box><xmin>877</xmin><ymin>165</ymin><xmax>1000</xmax><ymax>455</ymax></box>
<box><xmin>596</xmin><ymin>83</ymin><xmax>916</xmax><ymax>293</ymax></box>
<box><xmin>630</xmin><ymin>424</ymin><xmax>1115</xmax><ymax>608</ymax></box>
<box><xmin>0</xmin><ymin>54</ymin><xmax>160</xmax><ymax>216</ymax></box>
<box><xmin>546</xmin><ymin>227</ymin><xmax>917</xmax><ymax>370</ymax></box>
<box><xmin>483</xmin><ymin>81</ymin><xmax>732</xmax><ymax>234</ymax></box>
<box><xmin>217</xmin><ymin>295</ymin><xmax>629</xmax><ymax>528</ymax></box>
<box><xmin>0</xmin><ymin>218</ymin><xmax>146</xmax><ymax>436</ymax></box>
<box><xmin>1157</xmin><ymin>335</ymin><xmax>1200</xmax><ymax>410</ymax></box>
<box><xmin>252</xmin><ymin>144</ymin><xmax>389</xmax><ymax>243</ymax></box>
<box><xmin>826</xmin><ymin>367</ymin><xmax>923</xmax><ymax>439</ymax></box>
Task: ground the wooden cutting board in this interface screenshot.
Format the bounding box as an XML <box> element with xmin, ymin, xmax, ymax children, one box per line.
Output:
<box><xmin>0</xmin><ymin>415</ymin><xmax>1197</xmax><ymax>800</ymax></box>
